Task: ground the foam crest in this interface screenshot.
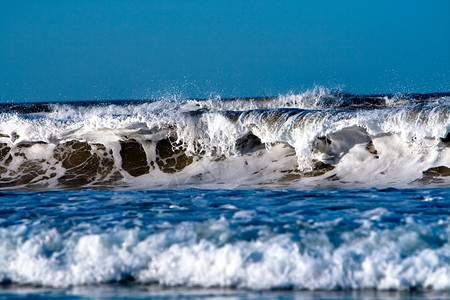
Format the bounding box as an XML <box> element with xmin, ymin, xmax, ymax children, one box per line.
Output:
<box><xmin>0</xmin><ymin>91</ymin><xmax>449</xmax><ymax>189</ymax></box>
<box><xmin>1</xmin><ymin>216</ymin><xmax>449</xmax><ymax>290</ymax></box>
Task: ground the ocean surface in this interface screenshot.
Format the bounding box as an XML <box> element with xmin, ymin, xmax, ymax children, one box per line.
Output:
<box><xmin>0</xmin><ymin>89</ymin><xmax>450</xmax><ymax>299</ymax></box>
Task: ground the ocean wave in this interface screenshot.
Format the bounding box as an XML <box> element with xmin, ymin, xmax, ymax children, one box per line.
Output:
<box><xmin>0</xmin><ymin>89</ymin><xmax>449</xmax><ymax>190</ymax></box>
<box><xmin>1</xmin><ymin>213</ymin><xmax>449</xmax><ymax>290</ymax></box>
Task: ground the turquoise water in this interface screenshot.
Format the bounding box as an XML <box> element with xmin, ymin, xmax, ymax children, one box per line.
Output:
<box><xmin>1</xmin><ymin>1</ymin><xmax>450</xmax><ymax>102</ymax></box>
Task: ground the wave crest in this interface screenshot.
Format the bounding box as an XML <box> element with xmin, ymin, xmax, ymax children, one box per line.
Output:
<box><xmin>0</xmin><ymin>91</ymin><xmax>449</xmax><ymax>189</ymax></box>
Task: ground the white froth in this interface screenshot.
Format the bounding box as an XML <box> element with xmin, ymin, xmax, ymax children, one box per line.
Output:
<box><xmin>0</xmin><ymin>90</ymin><xmax>449</xmax><ymax>189</ymax></box>
<box><xmin>0</xmin><ymin>217</ymin><xmax>449</xmax><ymax>290</ymax></box>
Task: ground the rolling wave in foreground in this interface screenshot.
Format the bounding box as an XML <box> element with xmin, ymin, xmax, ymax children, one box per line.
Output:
<box><xmin>0</xmin><ymin>89</ymin><xmax>450</xmax><ymax>297</ymax></box>
<box><xmin>0</xmin><ymin>89</ymin><xmax>449</xmax><ymax>190</ymax></box>
<box><xmin>0</xmin><ymin>188</ymin><xmax>449</xmax><ymax>292</ymax></box>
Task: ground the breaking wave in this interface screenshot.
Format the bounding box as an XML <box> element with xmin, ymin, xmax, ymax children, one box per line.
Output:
<box><xmin>1</xmin><ymin>88</ymin><xmax>449</xmax><ymax>190</ymax></box>
<box><xmin>0</xmin><ymin>188</ymin><xmax>449</xmax><ymax>290</ymax></box>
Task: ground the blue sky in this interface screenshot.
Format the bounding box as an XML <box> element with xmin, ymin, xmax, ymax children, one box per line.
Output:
<box><xmin>1</xmin><ymin>1</ymin><xmax>449</xmax><ymax>102</ymax></box>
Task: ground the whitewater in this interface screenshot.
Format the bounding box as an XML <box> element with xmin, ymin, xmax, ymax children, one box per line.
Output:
<box><xmin>0</xmin><ymin>89</ymin><xmax>450</xmax><ymax>298</ymax></box>
<box><xmin>0</xmin><ymin>89</ymin><xmax>449</xmax><ymax>190</ymax></box>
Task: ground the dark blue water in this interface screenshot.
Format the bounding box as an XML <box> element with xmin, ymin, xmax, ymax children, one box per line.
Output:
<box><xmin>0</xmin><ymin>188</ymin><xmax>449</xmax><ymax>299</ymax></box>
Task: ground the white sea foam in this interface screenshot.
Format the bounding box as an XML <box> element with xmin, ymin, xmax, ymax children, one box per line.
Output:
<box><xmin>0</xmin><ymin>216</ymin><xmax>449</xmax><ymax>290</ymax></box>
<box><xmin>0</xmin><ymin>90</ymin><xmax>449</xmax><ymax>189</ymax></box>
